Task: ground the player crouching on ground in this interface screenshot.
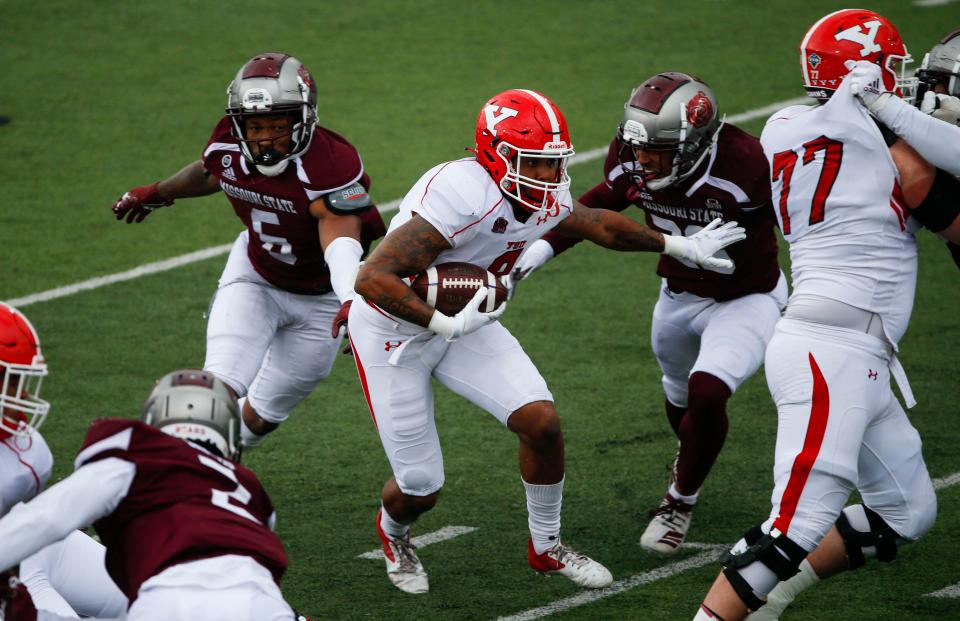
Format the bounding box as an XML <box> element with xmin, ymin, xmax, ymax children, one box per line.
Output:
<box><xmin>0</xmin><ymin>369</ymin><xmax>307</xmax><ymax>621</ymax></box>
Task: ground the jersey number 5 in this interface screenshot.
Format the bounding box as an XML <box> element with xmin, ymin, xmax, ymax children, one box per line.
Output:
<box><xmin>771</xmin><ymin>136</ymin><xmax>843</xmax><ymax>235</ymax></box>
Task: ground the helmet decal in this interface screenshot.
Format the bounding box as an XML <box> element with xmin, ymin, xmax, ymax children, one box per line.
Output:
<box><xmin>686</xmin><ymin>92</ymin><xmax>714</xmax><ymax>129</ymax></box>
<box><xmin>834</xmin><ymin>20</ymin><xmax>883</xmax><ymax>57</ymax></box>
<box><xmin>809</xmin><ymin>52</ymin><xmax>822</xmax><ymax>69</ymax></box>
<box><xmin>483</xmin><ymin>105</ymin><xmax>519</xmax><ymax>135</ymax></box>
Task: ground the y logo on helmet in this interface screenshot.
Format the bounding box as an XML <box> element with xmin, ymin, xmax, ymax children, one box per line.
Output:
<box><xmin>686</xmin><ymin>92</ymin><xmax>714</xmax><ymax>128</ymax></box>
<box><xmin>484</xmin><ymin>105</ymin><xmax>519</xmax><ymax>135</ymax></box>
<box><xmin>834</xmin><ymin>20</ymin><xmax>882</xmax><ymax>57</ymax></box>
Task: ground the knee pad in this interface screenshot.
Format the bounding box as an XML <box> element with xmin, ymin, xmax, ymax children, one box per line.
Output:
<box><xmin>719</xmin><ymin>525</ymin><xmax>807</xmax><ymax>610</ymax></box>
<box><xmin>836</xmin><ymin>504</ymin><xmax>899</xmax><ymax>569</ymax></box>
<box><xmin>661</xmin><ymin>374</ymin><xmax>689</xmax><ymax>409</ymax></box>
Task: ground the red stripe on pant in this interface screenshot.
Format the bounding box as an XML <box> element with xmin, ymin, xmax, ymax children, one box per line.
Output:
<box><xmin>773</xmin><ymin>352</ymin><xmax>830</xmax><ymax>535</ymax></box>
<box><xmin>349</xmin><ymin>333</ymin><xmax>379</xmax><ymax>431</ymax></box>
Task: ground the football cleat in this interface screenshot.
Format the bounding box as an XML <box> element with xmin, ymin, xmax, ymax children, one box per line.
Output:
<box><xmin>376</xmin><ymin>509</ymin><xmax>428</xmax><ymax>594</ymax></box>
<box><xmin>640</xmin><ymin>493</ymin><xmax>695</xmax><ymax>555</ymax></box>
<box><xmin>527</xmin><ymin>539</ymin><xmax>613</xmax><ymax>589</ymax></box>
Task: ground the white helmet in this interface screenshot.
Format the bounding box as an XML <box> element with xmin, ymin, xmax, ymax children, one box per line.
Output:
<box><xmin>226</xmin><ymin>52</ymin><xmax>318</xmax><ymax>177</ymax></box>
<box><xmin>141</xmin><ymin>369</ymin><xmax>241</xmax><ymax>461</ymax></box>
<box><xmin>617</xmin><ymin>72</ymin><xmax>723</xmax><ymax>191</ymax></box>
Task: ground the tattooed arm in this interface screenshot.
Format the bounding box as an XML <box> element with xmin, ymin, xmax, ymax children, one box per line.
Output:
<box><xmin>553</xmin><ymin>200</ymin><xmax>666</xmax><ymax>251</ymax></box>
<box><xmin>355</xmin><ymin>214</ymin><xmax>452</xmax><ymax>327</ymax></box>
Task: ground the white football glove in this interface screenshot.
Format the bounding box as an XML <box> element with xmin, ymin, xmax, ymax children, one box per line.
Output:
<box><xmin>844</xmin><ymin>60</ymin><xmax>891</xmax><ymax>114</ymax></box>
<box><xmin>662</xmin><ymin>218</ymin><xmax>745</xmax><ymax>270</ymax></box>
<box><xmin>513</xmin><ymin>239</ymin><xmax>555</xmax><ymax>281</ymax></box>
<box><xmin>427</xmin><ymin>286</ymin><xmax>507</xmax><ymax>340</ymax></box>
<box><xmin>920</xmin><ymin>90</ymin><xmax>960</xmax><ymax>126</ymax></box>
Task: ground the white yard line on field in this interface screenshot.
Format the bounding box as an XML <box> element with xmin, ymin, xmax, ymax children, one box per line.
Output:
<box><xmin>6</xmin><ymin>97</ymin><xmax>807</xmax><ymax>309</ymax></box>
<box><xmin>497</xmin><ymin>470</ymin><xmax>960</xmax><ymax>620</ymax></box>
<box><xmin>496</xmin><ymin>543</ymin><xmax>726</xmax><ymax>621</ymax></box>
<box><xmin>914</xmin><ymin>0</ymin><xmax>959</xmax><ymax>7</ymax></box>
<box><xmin>357</xmin><ymin>525</ymin><xmax>478</xmax><ymax>560</ymax></box>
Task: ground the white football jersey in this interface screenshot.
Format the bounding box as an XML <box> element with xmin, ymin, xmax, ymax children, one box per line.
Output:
<box><xmin>390</xmin><ymin>158</ymin><xmax>573</xmax><ymax>276</ymax></box>
<box><xmin>761</xmin><ymin>76</ymin><xmax>918</xmax><ymax>346</ymax></box>
<box><xmin>0</xmin><ymin>430</ymin><xmax>53</xmax><ymax>515</ymax></box>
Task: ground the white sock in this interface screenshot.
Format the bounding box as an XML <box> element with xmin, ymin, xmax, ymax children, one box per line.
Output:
<box><xmin>379</xmin><ymin>505</ymin><xmax>410</xmax><ymax>540</ymax></box>
<box><xmin>669</xmin><ymin>481</ymin><xmax>699</xmax><ymax>505</ymax></box>
<box><xmin>239</xmin><ymin>398</ymin><xmax>267</xmax><ymax>449</ymax></box>
<box><xmin>750</xmin><ymin>559</ymin><xmax>819</xmax><ymax>618</ymax></box>
<box><xmin>523</xmin><ymin>477</ymin><xmax>563</xmax><ymax>554</ymax></box>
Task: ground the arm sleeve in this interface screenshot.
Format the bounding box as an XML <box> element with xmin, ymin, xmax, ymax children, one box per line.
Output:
<box><xmin>0</xmin><ymin>458</ymin><xmax>135</xmax><ymax>572</ymax></box>
<box><xmin>875</xmin><ymin>95</ymin><xmax>960</xmax><ymax>175</ymax></box>
<box><xmin>324</xmin><ymin>236</ymin><xmax>364</xmax><ymax>303</ymax></box>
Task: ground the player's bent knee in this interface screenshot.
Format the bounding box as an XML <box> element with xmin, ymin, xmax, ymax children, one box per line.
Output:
<box><xmin>508</xmin><ymin>402</ymin><xmax>561</xmax><ymax>443</ymax></box>
<box><xmin>397</xmin><ymin>468</ymin><xmax>444</xmax><ymax>499</ymax></box>
<box><xmin>661</xmin><ymin>375</ymin><xmax>689</xmax><ymax>409</ymax></box>
<box><xmin>836</xmin><ymin>504</ymin><xmax>901</xmax><ymax>568</ymax></box>
<box><xmin>719</xmin><ymin>525</ymin><xmax>807</xmax><ymax>610</ymax></box>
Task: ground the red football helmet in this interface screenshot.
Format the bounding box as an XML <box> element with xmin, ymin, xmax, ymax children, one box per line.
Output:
<box><xmin>800</xmin><ymin>9</ymin><xmax>916</xmax><ymax>102</ymax></box>
<box><xmin>474</xmin><ymin>89</ymin><xmax>575</xmax><ymax>212</ymax></box>
<box><xmin>0</xmin><ymin>303</ymin><xmax>49</xmax><ymax>439</ymax></box>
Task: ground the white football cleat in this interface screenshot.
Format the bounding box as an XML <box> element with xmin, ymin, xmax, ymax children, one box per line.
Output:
<box><xmin>376</xmin><ymin>510</ymin><xmax>428</xmax><ymax>594</ymax></box>
<box><xmin>527</xmin><ymin>539</ymin><xmax>613</xmax><ymax>589</ymax></box>
<box><xmin>640</xmin><ymin>493</ymin><xmax>694</xmax><ymax>555</ymax></box>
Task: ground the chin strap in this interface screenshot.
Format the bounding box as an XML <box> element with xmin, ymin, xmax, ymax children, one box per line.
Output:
<box><xmin>256</xmin><ymin>159</ymin><xmax>291</xmax><ymax>177</ymax></box>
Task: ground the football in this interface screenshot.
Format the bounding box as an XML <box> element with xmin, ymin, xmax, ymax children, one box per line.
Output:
<box><xmin>410</xmin><ymin>262</ymin><xmax>508</xmax><ymax>315</ymax></box>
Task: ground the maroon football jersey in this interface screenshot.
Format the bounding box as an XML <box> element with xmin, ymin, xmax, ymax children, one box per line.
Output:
<box><xmin>203</xmin><ymin>118</ymin><xmax>386</xmax><ymax>294</ymax></box>
<box><xmin>551</xmin><ymin>124</ymin><xmax>780</xmax><ymax>302</ymax></box>
<box><xmin>75</xmin><ymin>419</ymin><xmax>288</xmax><ymax>602</ymax></box>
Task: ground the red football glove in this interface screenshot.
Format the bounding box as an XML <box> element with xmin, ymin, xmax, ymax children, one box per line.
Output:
<box><xmin>331</xmin><ymin>300</ymin><xmax>353</xmax><ymax>354</ymax></box>
<box><xmin>111</xmin><ymin>182</ymin><xmax>174</xmax><ymax>223</ymax></box>
<box><xmin>1</xmin><ymin>571</ymin><xmax>37</xmax><ymax>621</ymax></box>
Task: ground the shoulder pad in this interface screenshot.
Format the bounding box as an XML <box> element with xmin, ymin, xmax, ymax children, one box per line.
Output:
<box><xmin>323</xmin><ymin>182</ymin><xmax>373</xmax><ymax>215</ymax></box>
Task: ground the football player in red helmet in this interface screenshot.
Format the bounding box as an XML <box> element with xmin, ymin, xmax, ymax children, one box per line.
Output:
<box><xmin>109</xmin><ymin>52</ymin><xmax>386</xmax><ymax>451</ymax></box>
<box><xmin>693</xmin><ymin>10</ymin><xmax>956</xmax><ymax>621</ymax></box>
<box><xmin>350</xmin><ymin>88</ymin><xmax>746</xmax><ymax>594</ymax></box>
<box><xmin>0</xmin><ymin>303</ymin><xmax>49</xmax><ymax>440</ymax></box>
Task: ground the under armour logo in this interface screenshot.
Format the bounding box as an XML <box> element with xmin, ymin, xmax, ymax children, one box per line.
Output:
<box><xmin>384</xmin><ymin>340</ymin><xmax>403</xmax><ymax>352</ymax></box>
<box><xmin>834</xmin><ymin>19</ymin><xmax>882</xmax><ymax>57</ymax></box>
<box><xmin>483</xmin><ymin>105</ymin><xmax>519</xmax><ymax>135</ymax></box>
<box><xmin>868</xmin><ymin>369</ymin><xmax>878</xmax><ymax>380</ymax></box>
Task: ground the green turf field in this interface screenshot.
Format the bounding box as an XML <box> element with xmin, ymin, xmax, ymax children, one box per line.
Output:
<box><xmin>3</xmin><ymin>1</ymin><xmax>959</xmax><ymax>619</ymax></box>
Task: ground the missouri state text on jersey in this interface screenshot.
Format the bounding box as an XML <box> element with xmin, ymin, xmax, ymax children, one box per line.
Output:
<box><xmin>574</xmin><ymin>125</ymin><xmax>779</xmax><ymax>301</ymax></box>
<box><xmin>203</xmin><ymin>117</ymin><xmax>386</xmax><ymax>294</ymax></box>
<box><xmin>74</xmin><ymin>419</ymin><xmax>288</xmax><ymax>602</ymax></box>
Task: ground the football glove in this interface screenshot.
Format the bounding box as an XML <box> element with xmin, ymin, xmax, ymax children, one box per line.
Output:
<box><xmin>920</xmin><ymin>91</ymin><xmax>960</xmax><ymax>126</ymax></box>
<box><xmin>331</xmin><ymin>300</ymin><xmax>353</xmax><ymax>355</ymax></box>
<box><xmin>512</xmin><ymin>239</ymin><xmax>555</xmax><ymax>281</ymax></box>
<box><xmin>427</xmin><ymin>286</ymin><xmax>507</xmax><ymax>340</ymax></box>
<box><xmin>844</xmin><ymin>60</ymin><xmax>890</xmax><ymax>114</ymax></box>
<box><xmin>661</xmin><ymin>218</ymin><xmax>744</xmax><ymax>270</ymax></box>
<box><xmin>111</xmin><ymin>182</ymin><xmax>174</xmax><ymax>223</ymax></box>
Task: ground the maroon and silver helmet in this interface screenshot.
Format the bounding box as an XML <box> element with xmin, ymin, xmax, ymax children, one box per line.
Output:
<box><xmin>226</xmin><ymin>52</ymin><xmax>318</xmax><ymax>176</ymax></box>
<box><xmin>141</xmin><ymin>369</ymin><xmax>241</xmax><ymax>462</ymax></box>
<box><xmin>918</xmin><ymin>29</ymin><xmax>960</xmax><ymax>99</ymax></box>
<box><xmin>617</xmin><ymin>72</ymin><xmax>722</xmax><ymax>190</ymax></box>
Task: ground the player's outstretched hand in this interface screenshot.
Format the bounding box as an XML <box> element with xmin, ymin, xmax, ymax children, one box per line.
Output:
<box><xmin>111</xmin><ymin>182</ymin><xmax>173</xmax><ymax>223</ymax></box>
<box><xmin>428</xmin><ymin>286</ymin><xmax>507</xmax><ymax>340</ymax></box>
<box><xmin>920</xmin><ymin>91</ymin><xmax>960</xmax><ymax>126</ymax></box>
<box><xmin>662</xmin><ymin>218</ymin><xmax>745</xmax><ymax>270</ymax></box>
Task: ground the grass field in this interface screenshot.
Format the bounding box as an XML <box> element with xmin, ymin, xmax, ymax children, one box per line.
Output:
<box><xmin>3</xmin><ymin>1</ymin><xmax>959</xmax><ymax>619</ymax></box>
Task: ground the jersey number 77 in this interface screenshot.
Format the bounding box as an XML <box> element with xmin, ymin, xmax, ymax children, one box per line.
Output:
<box><xmin>771</xmin><ymin>136</ymin><xmax>844</xmax><ymax>235</ymax></box>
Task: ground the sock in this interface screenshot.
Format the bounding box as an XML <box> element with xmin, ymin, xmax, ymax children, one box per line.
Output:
<box><xmin>523</xmin><ymin>477</ymin><xmax>563</xmax><ymax>554</ymax></box>
<box><xmin>675</xmin><ymin>372</ymin><xmax>731</xmax><ymax>494</ymax></box>
<box><xmin>379</xmin><ymin>505</ymin><xmax>410</xmax><ymax>540</ymax></box>
<box><xmin>669</xmin><ymin>481</ymin><xmax>699</xmax><ymax>505</ymax></box>
<box><xmin>753</xmin><ymin>559</ymin><xmax>819</xmax><ymax>618</ymax></box>
<box><xmin>239</xmin><ymin>398</ymin><xmax>267</xmax><ymax>449</ymax></box>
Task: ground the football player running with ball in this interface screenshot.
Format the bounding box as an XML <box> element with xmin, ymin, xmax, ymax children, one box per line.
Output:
<box><xmin>516</xmin><ymin>72</ymin><xmax>786</xmax><ymax>555</ymax></box>
<box><xmin>0</xmin><ymin>369</ymin><xmax>303</xmax><ymax>621</ymax></box>
<box><xmin>110</xmin><ymin>52</ymin><xmax>385</xmax><ymax>451</ymax></box>
<box><xmin>349</xmin><ymin>88</ymin><xmax>745</xmax><ymax>594</ymax></box>
<box><xmin>694</xmin><ymin>9</ymin><xmax>960</xmax><ymax>620</ymax></box>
